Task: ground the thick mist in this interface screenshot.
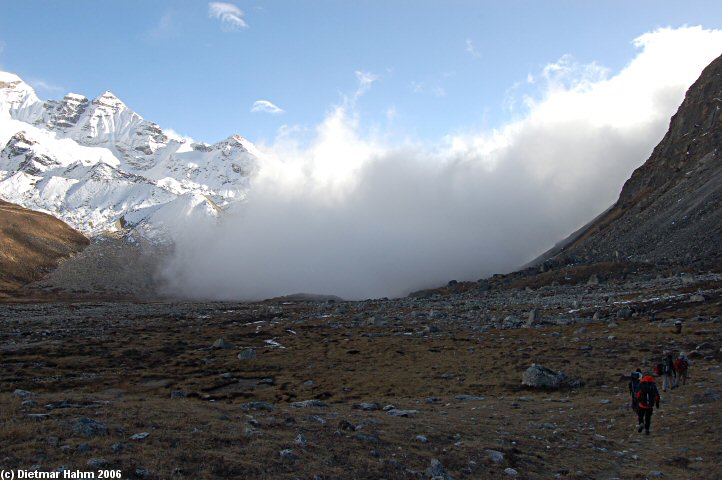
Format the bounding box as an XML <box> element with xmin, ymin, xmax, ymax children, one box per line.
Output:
<box><xmin>161</xmin><ymin>27</ymin><xmax>722</xmax><ymax>300</ymax></box>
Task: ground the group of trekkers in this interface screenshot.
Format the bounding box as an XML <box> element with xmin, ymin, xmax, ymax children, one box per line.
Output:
<box><xmin>627</xmin><ymin>351</ymin><xmax>691</xmax><ymax>435</ymax></box>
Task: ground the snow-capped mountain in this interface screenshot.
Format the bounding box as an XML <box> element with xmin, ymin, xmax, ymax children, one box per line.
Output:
<box><xmin>0</xmin><ymin>70</ymin><xmax>259</xmax><ymax>238</ymax></box>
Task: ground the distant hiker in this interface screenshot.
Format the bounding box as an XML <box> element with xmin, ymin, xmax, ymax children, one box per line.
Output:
<box><xmin>661</xmin><ymin>353</ymin><xmax>675</xmax><ymax>392</ymax></box>
<box><xmin>628</xmin><ymin>369</ymin><xmax>643</xmax><ymax>413</ymax></box>
<box><xmin>673</xmin><ymin>352</ymin><xmax>691</xmax><ymax>388</ymax></box>
<box><xmin>636</xmin><ymin>374</ymin><xmax>660</xmax><ymax>435</ymax></box>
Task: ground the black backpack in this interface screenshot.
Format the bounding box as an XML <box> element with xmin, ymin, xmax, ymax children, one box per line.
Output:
<box><xmin>629</xmin><ymin>372</ymin><xmax>641</xmax><ymax>394</ymax></box>
<box><xmin>639</xmin><ymin>381</ymin><xmax>657</xmax><ymax>407</ymax></box>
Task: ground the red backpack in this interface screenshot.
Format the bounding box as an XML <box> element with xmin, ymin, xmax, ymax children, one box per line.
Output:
<box><xmin>674</xmin><ymin>358</ymin><xmax>688</xmax><ymax>373</ymax></box>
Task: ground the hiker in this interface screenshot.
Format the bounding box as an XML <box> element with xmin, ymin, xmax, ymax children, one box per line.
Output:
<box><xmin>628</xmin><ymin>368</ymin><xmax>642</xmax><ymax>413</ymax></box>
<box><xmin>673</xmin><ymin>352</ymin><xmax>691</xmax><ymax>388</ymax></box>
<box><xmin>636</xmin><ymin>374</ymin><xmax>660</xmax><ymax>435</ymax></box>
<box><xmin>661</xmin><ymin>353</ymin><xmax>675</xmax><ymax>392</ymax></box>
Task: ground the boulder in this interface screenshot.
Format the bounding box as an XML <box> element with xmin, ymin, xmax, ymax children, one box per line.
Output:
<box><xmin>522</xmin><ymin>364</ymin><xmax>573</xmax><ymax>389</ymax></box>
<box><xmin>212</xmin><ymin>338</ymin><xmax>235</xmax><ymax>349</ymax></box>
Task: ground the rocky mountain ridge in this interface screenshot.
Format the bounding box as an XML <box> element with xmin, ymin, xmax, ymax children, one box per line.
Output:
<box><xmin>542</xmin><ymin>53</ymin><xmax>722</xmax><ymax>268</ymax></box>
<box><xmin>0</xmin><ymin>71</ymin><xmax>260</xmax><ymax>238</ymax></box>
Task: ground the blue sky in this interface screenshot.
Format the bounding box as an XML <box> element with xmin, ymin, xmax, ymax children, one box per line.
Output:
<box><xmin>1</xmin><ymin>1</ymin><xmax>721</xmax><ymax>145</ymax></box>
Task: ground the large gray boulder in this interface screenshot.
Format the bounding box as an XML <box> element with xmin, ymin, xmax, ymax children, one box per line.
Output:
<box><xmin>522</xmin><ymin>364</ymin><xmax>568</xmax><ymax>389</ymax></box>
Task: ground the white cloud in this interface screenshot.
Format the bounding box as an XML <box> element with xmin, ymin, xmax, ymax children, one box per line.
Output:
<box><xmin>465</xmin><ymin>38</ymin><xmax>481</xmax><ymax>58</ymax></box>
<box><xmin>145</xmin><ymin>11</ymin><xmax>180</xmax><ymax>40</ymax></box>
<box><xmin>163</xmin><ymin>26</ymin><xmax>722</xmax><ymax>301</ymax></box>
<box><xmin>208</xmin><ymin>2</ymin><xmax>248</xmax><ymax>31</ymax></box>
<box><xmin>354</xmin><ymin>70</ymin><xmax>378</xmax><ymax>100</ymax></box>
<box><xmin>30</xmin><ymin>79</ymin><xmax>65</xmax><ymax>95</ymax></box>
<box><xmin>251</xmin><ymin>100</ymin><xmax>285</xmax><ymax>114</ymax></box>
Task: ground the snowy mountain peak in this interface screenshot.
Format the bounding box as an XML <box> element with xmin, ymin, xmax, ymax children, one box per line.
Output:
<box><xmin>0</xmin><ymin>70</ymin><xmax>260</xmax><ymax>238</ymax></box>
<box><xmin>0</xmin><ymin>71</ymin><xmax>42</xmax><ymax>120</ymax></box>
<box><xmin>93</xmin><ymin>90</ymin><xmax>127</xmax><ymax>110</ymax></box>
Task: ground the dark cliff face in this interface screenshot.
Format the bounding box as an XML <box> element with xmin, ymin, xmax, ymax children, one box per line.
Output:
<box><xmin>618</xmin><ymin>54</ymin><xmax>722</xmax><ymax>208</ymax></box>
<box><xmin>550</xmin><ymin>54</ymin><xmax>722</xmax><ymax>268</ymax></box>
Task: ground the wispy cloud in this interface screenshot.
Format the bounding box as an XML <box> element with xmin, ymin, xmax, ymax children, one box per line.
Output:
<box><xmin>465</xmin><ymin>38</ymin><xmax>481</xmax><ymax>58</ymax></box>
<box><xmin>354</xmin><ymin>70</ymin><xmax>378</xmax><ymax>99</ymax></box>
<box><xmin>251</xmin><ymin>100</ymin><xmax>285</xmax><ymax>114</ymax></box>
<box><xmin>145</xmin><ymin>11</ymin><xmax>181</xmax><ymax>40</ymax></box>
<box><xmin>411</xmin><ymin>80</ymin><xmax>446</xmax><ymax>97</ymax></box>
<box><xmin>208</xmin><ymin>2</ymin><xmax>248</xmax><ymax>31</ymax></box>
<box><xmin>30</xmin><ymin>79</ymin><xmax>65</xmax><ymax>95</ymax></box>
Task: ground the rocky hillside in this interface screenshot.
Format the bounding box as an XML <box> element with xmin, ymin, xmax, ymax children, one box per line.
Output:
<box><xmin>542</xmin><ymin>53</ymin><xmax>722</xmax><ymax>269</ymax></box>
<box><xmin>0</xmin><ymin>199</ymin><xmax>89</xmax><ymax>294</ymax></box>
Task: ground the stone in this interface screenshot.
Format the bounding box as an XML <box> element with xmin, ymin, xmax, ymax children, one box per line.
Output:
<box><xmin>526</xmin><ymin>308</ymin><xmax>540</xmax><ymax>327</ymax></box>
<box><xmin>77</xmin><ymin>443</ymin><xmax>91</xmax><ymax>453</ymax></box>
<box><xmin>504</xmin><ymin>467</ymin><xmax>518</xmax><ymax>477</ymax></box>
<box><xmin>648</xmin><ymin>471</ymin><xmax>664</xmax><ymax>478</ymax></box>
<box><xmin>616</xmin><ymin>307</ymin><xmax>632</xmax><ymax>319</ymax></box>
<box><xmin>587</xmin><ymin>274</ymin><xmax>599</xmax><ymax>286</ymax></box>
<box><xmin>575</xmin><ymin>327</ymin><xmax>588</xmax><ymax>334</ymax></box>
<box><xmin>170</xmin><ymin>389</ymin><xmax>187</xmax><ymax>399</ymax></box>
<box><xmin>294</xmin><ymin>433</ymin><xmax>307</xmax><ymax>447</ymax></box>
<box><xmin>353</xmin><ymin>402</ymin><xmax>380</xmax><ymax>411</ymax></box>
<box><xmin>130</xmin><ymin>432</ymin><xmax>150</xmax><ymax>440</ymax></box>
<box><xmin>238</xmin><ymin>348</ymin><xmax>256</xmax><ymax>360</ymax></box>
<box><xmin>426</xmin><ymin>459</ymin><xmax>452</xmax><ymax>480</ymax></box>
<box><xmin>135</xmin><ymin>467</ymin><xmax>150</xmax><ymax>479</ymax></box>
<box><xmin>14</xmin><ymin>389</ymin><xmax>32</xmax><ymax>398</ymax></box>
<box><xmin>72</xmin><ymin>418</ymin><xmax>108</xmax><ymax>437</ymax></box>
<box><xmin>689</xmin><ymin>294</ymin><xmax>705</xmax><ymax>302</ymax></box>
<box><xmin>240</xmin><ymin>402</ymin><xmax>275</xmax><ymax>412</ymax></box>
<box><xmin>600</xmin><ymin>399</ymin><xmax>611</xmax><ymax>405</ymax></box>
<box><xmin>279</xmin><ymin>449</ymin><xmax>297</xmax><ymax>462</ymax></box>
<box><xmin>354</xmin><ymin>433</ymin><xmax>380</xmax><ymax>443</ymax></box>
<box><xmin>522</xmin><ymin>364</ymin><xmax>566</xmax><ymax>389</ymax></box>
<box><xmin>291</xmin><ymin>399</ymin><xmax>327</xmax><ymax>408</ymax></box>
<box><xmin>212</xmin><ymin>338</ymin><xmax>235</xmax><ymax>349</ymax></box>
<box><xmin>455</xmin><ymin>395</ymin><xmax>484</xmax><ymax>401</ymax></box>
<box><xmin>415</xmin><ymin>435</ymin><xmax>428</xmax><ymax>443</ymax></box>
<box><xmin>386</xmin><ymin>409</ymin><xmax>419</xmax><ymax>417</ymax></box>
<box><xmin>87</xmin><ymin>458</ymin><xmax>108</xmax><ymax>469</ymax></box>
<box><xmin>110</xmin><ymin>443</ymin><xmax>127</xmax><ymax>453</ymax></box>
<box><xmin>486</xmin><ymin>449</ymin><xmax>504</xmax><ymax>464</ymax></box>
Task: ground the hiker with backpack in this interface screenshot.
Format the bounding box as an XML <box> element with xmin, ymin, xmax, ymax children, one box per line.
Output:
<box><xmin>628</xmin><ymin>369</ymin><xmax>642</xmax><ymax>413</ymax></box>
<box><xmin>661</xmin><ymin>352</ymin><xmax>675</xmax><ymax>392</ymax></box>
<box><xmin>673</xmin><ymin>352</ymin><xmax>691</xmax><ymax>388</ymax></box>
<box><xmin>636</xmin><ymin>374</ymin><xmax>660</xmax><ymax>435</ymax></box>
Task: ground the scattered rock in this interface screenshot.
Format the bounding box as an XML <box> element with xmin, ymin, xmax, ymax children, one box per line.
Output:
<box><xmin>212</xmin><ymin>338</ymin><xmax>235</xmax><ymax>349</ymax></box>
<box><xmin>386</xmin><ymin>409</ymin><xmax>419</xmax><ymax>417</ymax></box>
<box><xmin>170</xmin><ymin>390</ymin><xmax>187</xmax><ymax>399</ymax></box>
<box><xmin>238</xmin><ymin>348</ymin><xmax>256</xmax><ymax>360</ymax></box>
<box><xmin>240</xmin><ymin>402</ymin><xmax>275</xmax><ymax>412</ymax></box>
<box><xmin>689</xmin><ymin>294</ymin><xmax>705</xmax><ymax>302</ymax></box>
<box><xmin>587</xmin><ymin>274</ymin><xmax>599</xmax><ymax>286</ymax></box>
<box><xmin>486</xmin><ymin>449</ymin><xmax>504</xmax><ymax>464</ymax></box>
<box><xmin>526</xmin><ymin>308</ymin><xmax>540</xmax><ymax>327</ymax></box>
<box><xmin>354</xmin><ymin>432</ymin><xmax>380</xmax><ymax>443</ymax></box>
<box><xmin>291</xmin><ymin>400</ymin><xmax>327</xmax><ymax>408</ymax></box>
<box><xmin>130</xmin><ymin>432</ymin><xmax>150</xmax><ymax>440</ymax></box>
<box><xmin>14</xmin><ymin>389</ymin><xmax>32</xmax><ymax>398</ymax></box>
<box><xmin>353</xmin><ymin>402</ymin><xmax>381</xmax><ymax>411</ymax></box>
<box><xmin>648</xmin><ymin>471</ymin><xmax>664</xmax><ymax>478</ymax></box>
<box><xmin>426</xmin><ymin>458</ymin><xmax>453</xmax><ymax>480</ymax></box>
<box><xmin>294</xmin><ymin>433</ymin><xmax>307</xmax><ymax>447</ymax></box>
<box><xmin>279</xmin><ymin>449</ymin><xmax>297</xmax><ymax>462</ymax></box>
<box><xmin>522</xmin><ymin>364</ymin><xmax>575</xmax><ymax>389</ymax></box>
<box><xmin>415</xmin><ymin>435</ymin><xmax>429</xmax><ymax>443</ymax></box>
<box><xmin>134</xmin><ymin>467</ymin><xmax>150</xmax><ymax>479</ymax></box>
<box><xmin>616</xmin><ymin>307</ymin><xmax>632</xmax><ymax>320</ymax></box>
<box><xmin>72</xmin><ymin>418</ymin><xmax>108</xmax><ymax>437</ymax></box>
<box><xmin>455</xmin><ymin>395</ymin><xmax>484</xmax><ymax>401</ymax></box>
<box><xmin>87</xmin><ymin>458</ymin><xmax>108</xmax><ymax>469</ymax></box>
<box><xmin>504</xmin><ymin>467</ymin><xmax>518</xmax><ymax>477</ymax></box>
<box><xmin>338</xmin><ymin>420</ymin><xmax>356</xmax><ymax>431</ymax></box>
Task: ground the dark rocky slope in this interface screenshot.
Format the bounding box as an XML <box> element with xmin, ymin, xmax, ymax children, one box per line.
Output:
<box><xmin>542</xmin><ymin>53</ymin><xmax>722</xmax><ymax>269</ymax></box>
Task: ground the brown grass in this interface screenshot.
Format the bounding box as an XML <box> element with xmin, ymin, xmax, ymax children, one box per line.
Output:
<box><xmin>1</xmin><ymin>295</ymin><xmax>721</xmax><ymax>479</ymax></box>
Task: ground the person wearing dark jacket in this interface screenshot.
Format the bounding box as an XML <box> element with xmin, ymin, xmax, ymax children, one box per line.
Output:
<box><xmin>628</xmin><ymin>369</ymin><xmax>642</xmax><ymax>413</ymax></box>
<box><xmin>636</xmin><ymin>374</ymin><xmax>660</xmax><ymax>435</ymax></box>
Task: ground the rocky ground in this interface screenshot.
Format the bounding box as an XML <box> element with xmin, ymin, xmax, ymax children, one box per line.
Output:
<box><xmin>1</xmin><ymin>268</ymin><xmax>721</xmax><ymax>479</ymax></box>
